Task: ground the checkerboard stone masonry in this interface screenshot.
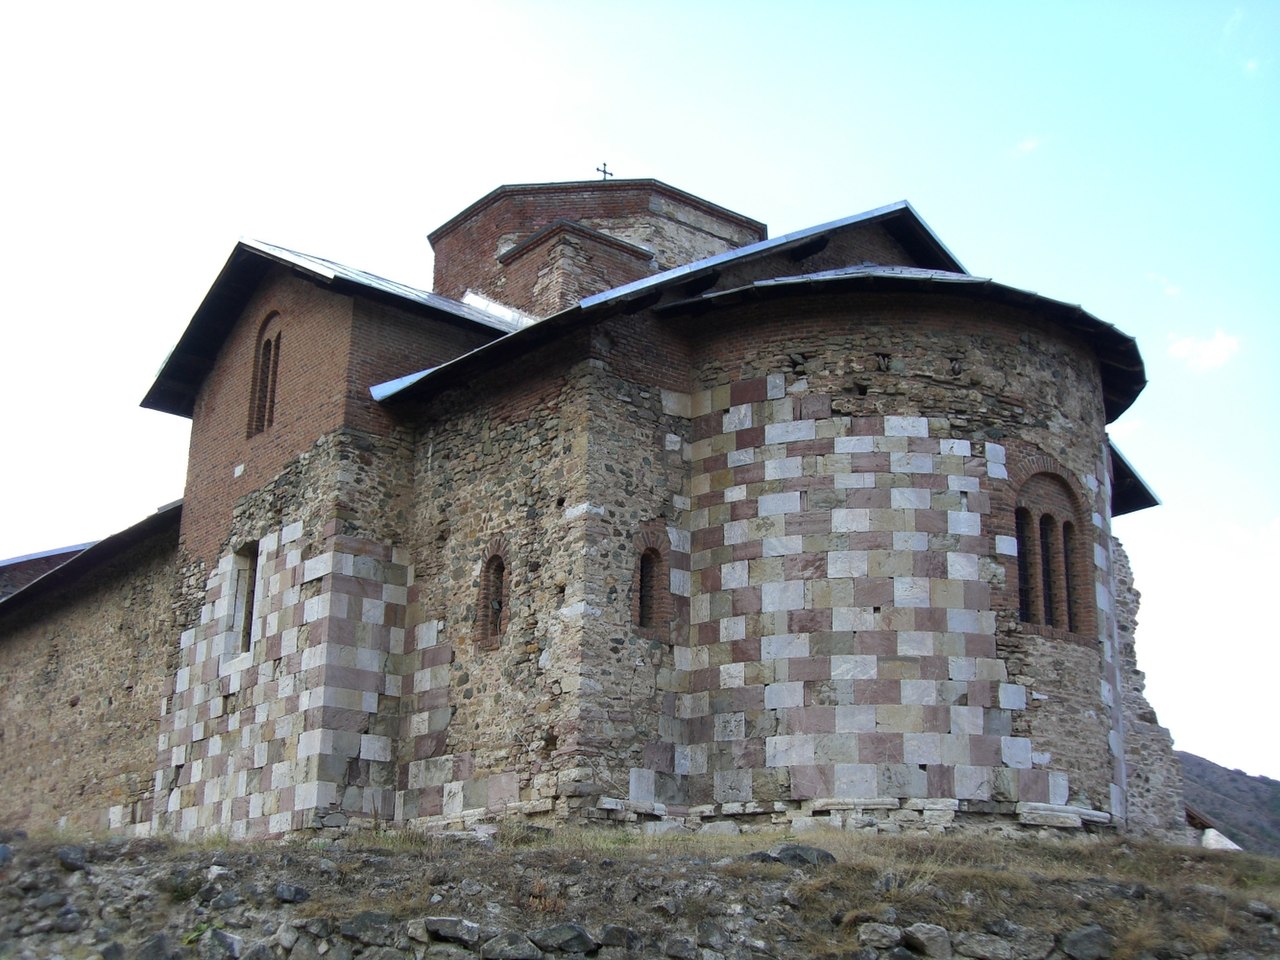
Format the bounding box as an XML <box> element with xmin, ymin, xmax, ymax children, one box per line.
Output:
<box><xmin>152</xmin><ymin>524</ymin><xmax>409</xmax><ymax>838</ymax></box>
<box><xmin>626</xmin><ymin>377</ymin><xmax>1074</xmax><ymax>820</ymax></box>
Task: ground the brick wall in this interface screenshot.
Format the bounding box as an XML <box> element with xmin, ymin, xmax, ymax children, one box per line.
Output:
<box><xmin>181</xmin><ymin>270</ymin><xmax>497</xmax><ymax>569</ymax></box>
<box><xmin>430</xmin><ymin>181</ymin><xmax>766</xmax><ymax>310</ymax></box>
<box><xmin>180</xmin><ymin>269</ymin><xmax>357</xmax><ymax>569</ymax></box>
<box><xmin>344</xmin><ymin>299</ymin><xmax>495</xmax><ymax>436</ymax></box>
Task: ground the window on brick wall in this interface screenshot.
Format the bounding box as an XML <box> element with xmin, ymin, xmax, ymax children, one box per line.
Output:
<box><xmin>1062</xmin><ymin>520</ymin><xmax>1079</xmax><ymax>632</ymax></box>
<box><xmin>247</xmin><ymin>313</ymin><xmax>281</xmax><ymax>437</ymax></box>
<box><xmin>1015</xmin><ymin>507</ymin><xmax>1034</xmax><ymax>623</ymax></box>
<box><xmin>1014</xmin><ymin>473</ymin><xmax>1088</xmax><ymax>634</ymax></box>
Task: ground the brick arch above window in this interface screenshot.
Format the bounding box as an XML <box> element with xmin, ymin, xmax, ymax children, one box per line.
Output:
<box><xmin>632</xmin><ymin>524</ymin><xmax>672</xmax><ymax>639</ymax></box>
<box><xmin>475</xmin><ymin>535</ymin><xmax>510</xmax><ymax>651</ymax></box>
<box><xmin>1013</xmin><ymin>469</ymin><xmax>1094</xmax><ymax>637</ymax></box>
<box><xmin>247</xmin><ymin>311</ymin><xmax>282</xmax><ymax>438</ymax></box>
<box><xmin>1006</xmin><ymin>452</ymin><xmax>1082</xmax><ymax>493</ymax></box>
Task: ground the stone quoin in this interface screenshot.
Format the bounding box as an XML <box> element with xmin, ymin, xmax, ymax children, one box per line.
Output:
<box><xmin>0</xmin><ymin>178</ymin><xmax>1186</xmax><ymax>841</ymax></box>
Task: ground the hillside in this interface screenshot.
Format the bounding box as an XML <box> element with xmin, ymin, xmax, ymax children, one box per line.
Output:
<box><xmin>1</xmin><ymin>827</ymin><xmax>1277</xmax><ymax>960</ymax></box>
<box><xmin>1179</xmin><ymin>752</ymin><xmax>1280</xmax><ymax>858</ymax></box>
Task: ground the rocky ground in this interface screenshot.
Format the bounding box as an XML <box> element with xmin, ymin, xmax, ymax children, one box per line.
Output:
<box><xmin>1</xmin><ymin>827</ymin><xmax>1277</xmax><ymax>960</ymax></box>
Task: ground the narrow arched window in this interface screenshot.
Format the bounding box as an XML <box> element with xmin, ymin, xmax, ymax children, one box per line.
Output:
<box><xmin>1062</xmin><ymin>521</ymin><xmax>1078</xmax><ymax>632</ymax></box>
<box><xmin>632</xmin><ymin>527</ymin><xmax>671</xmax><ymax>635</ymax></box>
<box><xmin>247</xmin><ymin>314</ymin><xmax>281</xmax><ymax>437</ymax></box>
<box><xmin>1015</xmin><ymin>507</ymin><xmax>1034</xmax><ymax>623</ymax></box>
<box><xmin>1039</xmin><ymin>514</ymin><xmax>1058</xmax><ymax>627</ymax></box>
<box><xmin>232</xmin><ymin>541</ymin><xmax>259</xmax><ymax>654</ymax></box>
<box><xmin>638</xmin><ymin>548</ymin><xmax>660</xmax><ymax>628</ymax></box>
<box><xmin>478</xmin><ymin>553</ymin><xmax>507</xmax><ymax>649</ymax></box>
<box><xmin>1014</xmin><ymin>469</ymin><xmax>1092</xmax><ymax>636</ymax></box>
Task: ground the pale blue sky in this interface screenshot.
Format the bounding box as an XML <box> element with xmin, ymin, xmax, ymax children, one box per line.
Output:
<box><xmin>1</xmin><ymin>1</ymin><xmax>1275</xmax><ymax>776</ymax></box>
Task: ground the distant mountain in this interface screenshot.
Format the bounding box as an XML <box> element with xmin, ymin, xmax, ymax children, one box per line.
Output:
<box><xmin>1178</xmin><ymin>751</ymin><xmax>1280</xmax><ymax>858</ymax></box>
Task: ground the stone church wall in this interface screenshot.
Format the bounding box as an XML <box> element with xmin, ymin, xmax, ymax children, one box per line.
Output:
<box><xmin>611</xmin><ymin>296</ymin><xmax>1126</xmax><ymax>827</ymax></box>
<box><xmin>153</xmin><ymin>429</ymin><xmax>416</xmax><ymax>838</ymax></box>
<box><xmin>571</xmin><ymin>323</ymin><xmax>697</xmax><ymax>806</ymax></box>
<box><xmin>0</xmin><ymin>185</ymin><xmax>1186</xmax><ymax>842</ymax></box>
<box><xmin>388</xmin><ymin>314</ymin><xmax>700</xmax><ymax>828</ymax></box>
<box><xmin>0</xmin><ymin>526</ymin><xmax>179</xmax><ymax>833</ymax></box>
<box><xmin>395</xmin><ymin>334</ymin><xmax>598</xmax><ymax>824</ymax></box>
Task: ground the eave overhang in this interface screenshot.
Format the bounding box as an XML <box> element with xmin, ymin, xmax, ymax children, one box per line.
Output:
<box><xmin>649</xmin><ymin>267</ymin><xmax>1147</xmax><ymax>423</ymax></box>
<box><xmin>1109</xmin><ymin>441</ymin><xmax>1160</xmax><ymax>516</ymax></box>
<box><xmin>0</xmin><ymin>501</ymin><xmax>182</xmax><ymax>624</ymax></box>
<box><xmin>580</xmin><ymin>200</ymin><xmax>966</xmax><ymax>312</ymax></box>
<box><xmin>381</xmin><ymin>264</ymin><xmax>1146</xmax><ymax>428</ymax></box>
<box><xmin>381</xmin><ymin>203</ymin><xmax>973</xmax><ymax>408</ymax></box>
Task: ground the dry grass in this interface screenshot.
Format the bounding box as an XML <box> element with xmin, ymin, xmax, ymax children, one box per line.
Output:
<box><xmin>9</xmin><ymin>823</ymin><xmax>1277</xmax><ymax>957</ymax></box>
<box><xmin>747</xmin><ymin>828</ymin><xmax>1280</xmax><ymax>958</ymax></box>
<box><xmin>1112</xmin><ymin>915</ymin><xmax>1163</xmax><ymax>960</ymax></box>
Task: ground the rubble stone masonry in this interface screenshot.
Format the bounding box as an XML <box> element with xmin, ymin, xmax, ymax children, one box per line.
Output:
<box><xmin>1114</xmin><ymin>538</ymin><xmax>1189</xmax><ymax>839</ymax></box>
<box><xmin>0</xmin><ymin>527</ymin><xmax>179</xmax><ymax>832</ymax></box>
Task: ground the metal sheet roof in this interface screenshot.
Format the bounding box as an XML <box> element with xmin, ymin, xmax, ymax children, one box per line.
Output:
<box><xmin>142</xmin><ymin>241</ymin><xmax>516</xmax><ymax>418</ymax></box>
<box><xmin>580</xmin><ymin>200</ymin><xmax>966</xmax><ymax>311</ymax></box>
<box><xmin>0</xmin><ymin>542</ymin><xmax>96</xmax><ymax>569</ymax></box>
<box><xmin>378</xmin><ymin>260</ymin><xmax>1146</xmax><ymax>424</ymax></box>
<box><xmin>651</xmin><ymin>266</ymin><xmax>1146</xmax><ymax>422</ymax></box>
<box><xmin>1109</xmin><ymin>441</ymin><xmax>1160</xmax><ymax>516</ymax></box>
<box><xmin>0</xmin><ymin>503</ymin><xmax>182</xmax><ymax>622</ymax></box>
<box><xmin>376</xmin><ymin>202</ymin><xmax>972</xmax><ymax>407</ymax></box>
<box><xmin>370</xmin><ymin>367</ymin><xmax>438</xmax><ymax>402</ymax></box>
<box><xmin>241</xmin><ymin>240</ymin><xmax>521</xmax><ymax>334</ymax></box>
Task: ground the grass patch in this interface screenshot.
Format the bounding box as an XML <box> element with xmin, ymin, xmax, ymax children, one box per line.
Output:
<box><xmin>4</xmin><ymin>821</ymin><xmax>1276</xmax><ymax>958</ymax></box>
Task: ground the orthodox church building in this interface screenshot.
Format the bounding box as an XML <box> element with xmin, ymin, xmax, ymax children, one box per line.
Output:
<box><xmin>0</xmin><ymin>179</ymin><xmax>1187</xmax><ymax>841</ymax></box>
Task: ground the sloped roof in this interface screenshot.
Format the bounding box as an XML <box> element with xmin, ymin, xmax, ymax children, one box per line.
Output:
<box><xmin>0</xmin><ymin>542</ymin><xmax>96</xmax><ymax>602</ymax></box>
<box><xmin>653</xmin><ymin>264</ymin><xmax>1147</xmax><ymax>421</ymax></box>
<box><xmin>141</xmin><ymin>240</ymin><xmax>517</xmax><ymax>418</ymax></box>
<box><xmin>1110</xmin><ymin>441</ymin><xmax>1160</xmax><ymax>516</ymax></box>
<box><xmin>0</xmin><ymin>542</ymin><xmax>96</xmax><ymax>570</ymax></box>
<box><xmin>374</xmin><ymin>202</ymin><xmax>961</xmax><ymax>406</ymax></box>
<box><xmin>580</xmin><ymin>200</ymin><xmax>965</xmax><ymax>310</ymax></box>
<box><xmin>0</xmin><ymin>502</ymin><xmax>181</xmax><ymax>622</ymax></box>
<box><xmin>376</xmin><ymin>201</ymin><xmax>1145</xmax><ymax>423</ymax></box>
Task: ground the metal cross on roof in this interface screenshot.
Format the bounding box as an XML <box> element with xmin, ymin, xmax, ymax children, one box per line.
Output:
<box><xmin>596</xmin><ymin>162</ymin><xmax>613</xmax><ymax>181</ymax></box>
